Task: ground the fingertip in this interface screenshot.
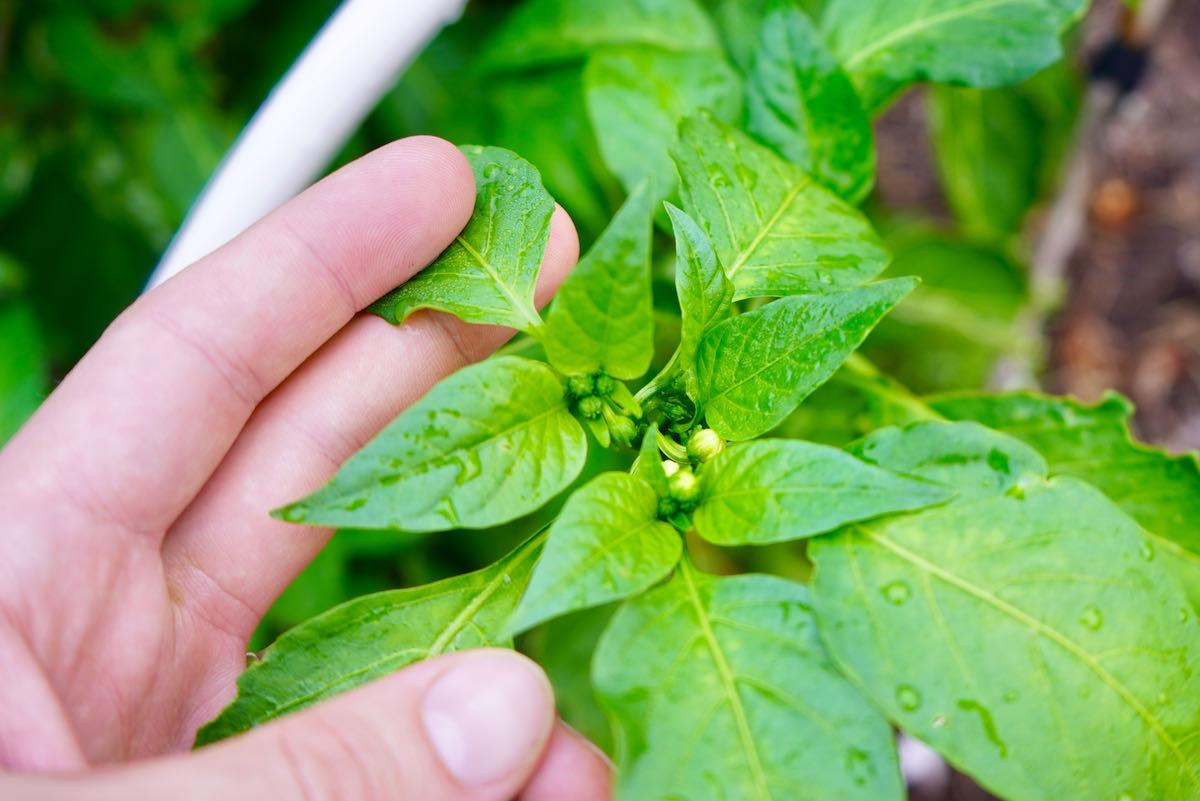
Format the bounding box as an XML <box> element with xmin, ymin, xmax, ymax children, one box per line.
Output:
<box><xmin>535</xmin><ymin>204</ymin><xmax>580</xmax><ymax>307</ymax></box>
<box><xmin>519</xmin><ymin>722</ymin><xmax>614</xmax><ymax>801</ymax></box>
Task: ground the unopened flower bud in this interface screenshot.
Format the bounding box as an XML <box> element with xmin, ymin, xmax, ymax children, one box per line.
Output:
<box><xmin>668</xmin><ymin>467</ymin><xmax>700</xmax><ymax>504</ymax></box>
<box><xmin>594</xmin><ymin>374</ymin><xmax>616</xmax><ymax>397</ymax></box>
<box><xmin>661</xmin><ymin>459</ymin><xmax>681</xmax><ymax>477</ymax></box>
<box><xmin>567</xmin><ymin>374</ymin><xmax>595</xmax><ymax>398</ymax></box>
<box><xmin>657</xmin><ymin>496</ymin><xmax>680</xmax><ymax>518</ymax></box>
<box><xmin>687</xmin><ymin>428</ymin><xmax>724</xmax><ymax>462</ymax></box>
<box><xmin>608</xmin><ymin>413</ymin><xmax>638</xmax><ymax>447</ymax></box>
<box><xmin>577</xmin><ymin>396</ymin><xmax>604</xmax><ymax>419</ymax></box>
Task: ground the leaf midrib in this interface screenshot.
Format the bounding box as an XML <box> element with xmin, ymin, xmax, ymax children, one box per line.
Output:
<box><xmin>864</xmin><ymin>527</ymin><xmax>1200</xmax><ymax>785</ymax></box>
<box><xmin>841</xmin><ymin>0</ymin><xmax>1023</xmax><ymax>71</ymax></box>
<box><xmin>256</xmin><ymin>531</ymin><xmax>546</xmax><ymax>721</ymax></box>
<box><xmin>680</xmin><ymin>562</ymin><xmax>772</xmax><ymax>799</ymax></box>
<box><xmin>456</xmin><ymin>235</ymin><xmax>542</xmax><ymax>332</ymax></box>
<box><xmin>726</xmin><ymin>175</ymin><xmax>812</xmax><ymax>280</ymax></box>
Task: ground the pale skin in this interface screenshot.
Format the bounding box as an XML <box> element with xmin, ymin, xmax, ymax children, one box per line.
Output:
<box><xmin>0</xmin><ymin>137</ymin><xmax>612</xmax><ymax>800</ymax></box>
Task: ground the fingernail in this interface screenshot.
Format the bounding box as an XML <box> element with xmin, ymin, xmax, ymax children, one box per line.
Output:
<box><xmin>421</xmin><ymin>651</ymin><xmax>554</xmax><ymax>787</ymax></box>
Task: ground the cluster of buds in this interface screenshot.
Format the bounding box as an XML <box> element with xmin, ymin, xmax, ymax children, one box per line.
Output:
<box><xmin>567</xmin><ymin>372</ymin><xmax>642</xmax><ymax>448</ymax></box>
<box><xmin>653</xmin><ymin>427</ymin><xmax>725</xmax><ymax>524</ymax></box>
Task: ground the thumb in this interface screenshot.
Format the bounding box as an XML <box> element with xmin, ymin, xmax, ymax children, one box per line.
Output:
<box><xmin>27</xmin><ymin>650</ymin><xmax>557</xmax><ymax>800</ymax></box>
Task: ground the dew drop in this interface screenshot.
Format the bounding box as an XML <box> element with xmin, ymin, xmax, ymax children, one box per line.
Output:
<box><xmin>844</xmin><ymin>748</ymin><xmax>872</xmax><ymax>786</ymax></box>
<box><xmin>342</xmin><ymin>497</ymin><xmax>367</xmax><ymax>512</ymax></box>
<box><xmin>1180</xmin><ymin>607</ymin><xmax>1191</xmax><ymax>624</ymax></box>
<box><xmin>881</xmin><ymin>580</ymin><xmax>912</xmax><ymax>606</ymax></box>
<box><xmin>482</xmin><ymin>162</ymin><xmax>502</xmax><ymax>180</ymax></box>
<box><xmin>895</xmin><ymin>685</ymin><xmax>922</xmax><ymax>711</ymax></box>
<box><xmin>932</xmin><ymin>714</ymin><xmax>948</xmax><ymax>728</ymax></box>
<box><xmin>1117</xmin><ymin>794</ymin><xmax>1134</xmax><ymax>801</ymax></box>
<box><xmin>1139</xmin><ymin>541</ymin><xmax>1155</xmax><ymax>561</ymax></box>
<box><xmin>1079</xmin><ymin>604</ymin><xmax>1103</xmax><ymax>631</ymax></box>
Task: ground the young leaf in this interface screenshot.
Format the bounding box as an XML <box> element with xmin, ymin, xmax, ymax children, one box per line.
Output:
<box><xmin>275</xmin><ymin>356</ymin><xmax>587</xmax><ymax>532</ymax></box>
<box><xmin>666</xmin><ymin>203</ymin><xmax>733</xmax><ymax>374</ymax></box>
<box><xmin>930</xmin><ymin>391</ymin><xmax>1200</xmax><ymax>607</ymax></box>
<box><xmin>507</xmin><ymin>472</ymin><xmax>680</xmax><ymax>635</ymax></box>
<box><xmin>632</xmin><ymin>423</ymin><xmax>671</xmax><ymax>498</ymax></box>
<box><xmin>673</xmin><ymin>113</ymin><xmax>888</xmax><ymax>299</ymax></box>
<box><xmin>593</xmin><ymin>563</ymin><xmax>903</xmax><ymax>800</ymax></box>
<box><xmin>810</xmin><ymin>424</ymin><xmax>1200</xmax><ymax>799</ymax></box>
<box><xmin>693</xmin><ymin>439</ymin><xmax>952</xmax><ymax>545</ymax></box>
<box><xmin>585</xmin><ymin>47</ymin><xmax>742</xmax><ymax>198</ymax></box>
<box><xmin>371</xmin><ymin>146</ymin><xmax>551</xmax><ymax>334</ymax></box>
<box><xmin>745</xmin><ymin>0</ymin><xmax>875</xmax><ymax>202</ymax></box>
<box><xmin>543</xmin><ymin>183</ymin><xmax>655</xmax><ymax>380</ymax></box>
<box><xmin>928</xmin><ymin>86</ymin><xmax>1042</xmax><ymax>240</ymax></box>
<box><xmin>820</xmin><ymin>0</ymin><xmax>1087</xmax><ymax>110</ymax></box>
<box><xmin>196</xmin><ymin>531</ymin><xmax>545</xmax><ymax>745</ymax></box>
<box><xmin>695</xmin><ymin>277</ymin><xmax>916</xmax><ymax>441</ymax></box>
<box><xmin>481</xmin><ymin>0</ymin><xmax>720</xmax><ymax>72</ymax></box>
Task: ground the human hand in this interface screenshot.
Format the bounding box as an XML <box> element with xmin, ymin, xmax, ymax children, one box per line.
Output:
<box><xmin>0</xmin><ymin>136</ymin><xmax>610</xmax><ymax>800</ymax></box>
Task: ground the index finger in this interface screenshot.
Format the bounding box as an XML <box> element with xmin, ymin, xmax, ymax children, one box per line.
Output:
<box><xmin>0</xmin><ymin>137</ymin><xmax>476</xmax><ymax>537</ymax></box>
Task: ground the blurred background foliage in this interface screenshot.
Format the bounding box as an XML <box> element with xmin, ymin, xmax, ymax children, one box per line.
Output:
<box><xmin>0</xmin><ymin>0</ymin><xmax>1089</xmax><ymax>649</ymax></box>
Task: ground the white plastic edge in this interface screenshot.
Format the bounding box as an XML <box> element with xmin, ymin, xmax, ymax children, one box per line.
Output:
<box><xmin>147</xmin><ymin>0</ymin><xmax>470</xmax><ymax>288</ymax></box>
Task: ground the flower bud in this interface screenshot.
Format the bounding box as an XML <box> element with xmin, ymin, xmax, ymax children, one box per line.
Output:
<box><xmin>567</xmin><ymin>374</ymin><xmax>595</xmax><ymax>398</ymax></box>
<box><xmin>668</xmin><ymin>467</ymin><xmax>700</xmax><ymax>504</ymax></box>
<box><xmin>687</xmin><ymin>428</ymin><xmax>725</xmax><ymax>462</ymax></box>
<box><xmin>657</xmin><ymin>496</ymin><xmax>680</xmax><ymax>518</ymax></box>
<box><xmin>608</xmin><ymin>413</ymin><xmax>638</xmax><ymax>447</ymax></box>
<box><xmin>594</xmin><ymin>374</ymin><xmax>616</xmax><ymax>397</ymax></box>
<box><xmin>577</xmin><ymin>396</ymin><xmax>604</xmax><ymax>419</ymax></box>
<box><xmin>661</xmin><ymin>459</ymin><xmax>681</xmax><ymax>477</ymax></box>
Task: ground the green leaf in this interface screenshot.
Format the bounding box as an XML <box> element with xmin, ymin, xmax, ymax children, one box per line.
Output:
<box><xmin>928</xmin><ymin>85</ymin><xmax>1042</xmax><ymax>239</ymax></box>
<box><xmin>481</xmin><ymin>0</ymin><xmax>721</xmax><ymax>72</ymax></box>
<box><xmin>508</xmin><ymin>473</ymin><xmax>680</xmax><ymax>634</ymax></box>
<box><xmin>0</xmin><ymin>302</ymin><xmax>48</xmax><ymax>445</ymax></box>
<box><xmin>810</xmin><ymin>424</ymin><xmax>1200</xmax><ymax>799</ymax></box>
<box><xmin>666</xmin><ymin>203</ymin><xmax>733</xmax><ymax>375</ymax></box>
<box><xmin>594</xmin><ymin>563</ymin><xmax>903</xmax><ymax>800</ymax></box>
<box><xmin>632</xmin><ymin>423</ymin><xmax>671</xmax><ymax>498</ymax></box>
<box><xmin>861</xmin><ymin>230</ymin><xmax>1028</xmax><ymax>392</ymax></box>
<box><xmin>196</xmin><ymin>532</ymin><xmax>545</xmax><ymax>745</ymax></box>
<box><xmin>487</xmin><ymin>68</ymin><xmax>618</xmax><ymax>241</ymax></box>
<box><xmin>585</xmin><ymin>47</ymin><xmax>742</xmax><ymax>198</ymax></box>
<box><xmin>694</xmin><ymin>439</ymin><xmax>952</xmax><ymax>545</ymax></box>
<box><xmin>930</xmin><ymin>391</ymin><xmax>1200</xmax><ymax>608</ymax></box>
<box><xmin>745</xmin><ymin>0</ymin><xmax>875</xmax><ymax>202</ymax></box>
<box><xmin>673</xmin><ymin>114</ymin><xmax>889</xmax><ymax>300</ymax></box>
<box><xmin>850</xmin><ymin>420</ymin><xmax>1046</xmax><ymax>502</ymax></box>
<box><xmin>695</xmin><ymin>278</ymin><xmax>916</xmax><ymax>441</ymax></box>
<box><xmin>544</xmin><ymin>183</ymin><xmax>655</xmax><ymax>380</ymax></box>
<box><xmin>371</xmin><ymin>146</ymin><xmax>551</xmax><ymax>334</ymax></box>
<box><xmin>820</xmin><ymin>0</ymin><xmax>1087</xmax><ymax>110</ymax></box>
<box><xmin>275</xmin><ymin>356</ymin><xmax>587</xmax><ymax>532</ymax></box>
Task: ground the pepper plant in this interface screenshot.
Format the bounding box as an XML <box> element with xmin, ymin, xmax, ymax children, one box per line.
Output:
<box><xmin>196</xmin><ymin>1</ymin><xmax>1200</xmax><ymax>799</ymax></box>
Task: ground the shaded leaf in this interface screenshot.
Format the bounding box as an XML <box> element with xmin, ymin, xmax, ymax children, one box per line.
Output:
<box><xmin>0</xmin><ymin>302</ymin><xmax>47</xmax><ymax>445</ymax></box>
<box><xmin>481</xmin><ymin>0</ymin><xmax>720</xmax><ymax>72</ymax></box>
<box><xmin>820</xmin><ymin>0</ymin><xmax>1087</xmax><ymax>110</ymax></box>
<box><xmin>694</xmin><ymin>438</ymin><xmax>952</xmax><ymax>544</ymax></box>
<box><xmin>196</xmin><ymin>532</ymin><xmax>545</xmax><ymax>745</ymax></box>
<box><xmin>746</xmin><ymin>0</ymin><xmax>874</xmax><ymax>202</ymax></box>
<box><xmin>585</xmin><ymin>47</ymin><xmax>742</xmax><ymax>198</ymax></box>
<box><xmin>275</xmin><ymin>356</ymin><xmax>586</xmax><ymax>532</ymax></box>
<box><xmin>508</xmin><ymin>473</ymin><xmax>680</xmax><ymax>634</ymax></box>
<box><xmin>594</xmin><ymin>563</ymin><xmax>903</xmax><ymax>800</ymax></box>
<box><xmin>810</xmin><ymin>423</ymin><xmax>1200</xmax><ymax>799</ymax></box>
<box><xmin>695</xmin><ymin>278</ymin><xmax>916</xmax><ymax>441</ymax></box>
<box><xmin>544</xmin><ymin>183</ymin><xmax>655</xmax><ymax>380</ymax></box>
<box><xmin>372</xmin><ymin>146</ymin><xmax>551</xmax><ymax>334</ymax></box>
<box><xmin>673</xmin><ymin>113</ymin><xmax>888</xmax><ymax>299</ymax></box>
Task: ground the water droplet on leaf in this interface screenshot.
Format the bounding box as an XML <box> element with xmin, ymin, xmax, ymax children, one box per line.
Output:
<box><xmin>895</xmin><ymin>685</ymin><xmax>921</xmax><ymax>711</ymax></box>
<box><xmin>1080</xmin><ymin>605</ymin><xmax>1103</xmax><ymax>630</ymax></box>
<box><xmin>881</xmin><ymin>580</ymin><xmax>911</xmax><ymax>606</ymax></box>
